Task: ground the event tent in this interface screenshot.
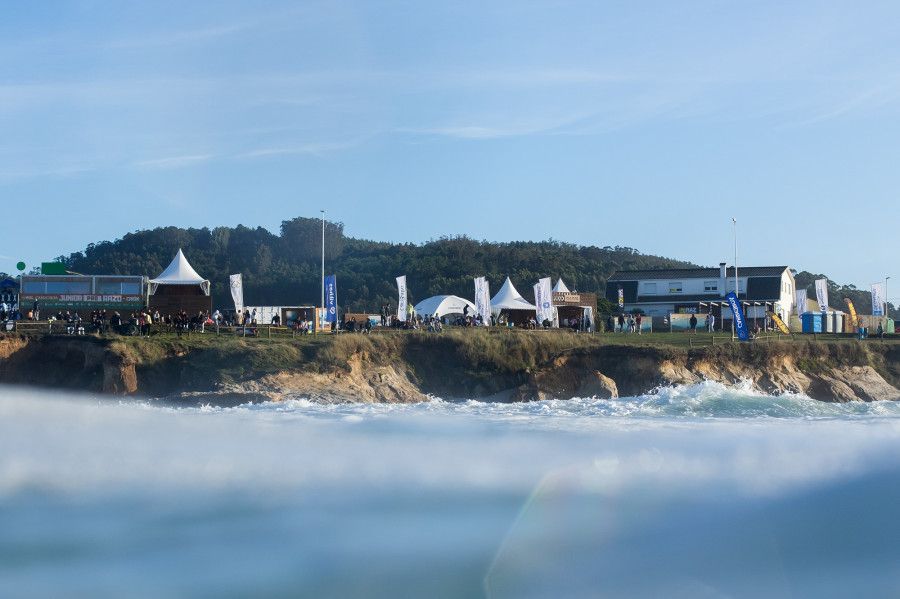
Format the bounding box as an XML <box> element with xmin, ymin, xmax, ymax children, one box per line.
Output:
<box><xmin>148</xmin><ymin>249</ymin><xmax>210</xmax><ymax>296</ymax></box>
<box><xmin>414</xmin><ymin>295</ymin><xmax>476</xmax><ymax>317</ymax></box>
<box><xmin>490</xmin><ymin>277</ymin><xmax>536</xmax><ymax>312</ymax></box>
<box><xmin>553</xmin><ymin>279</ymin><xmax>571</xmax><ymax>293</ymax></box>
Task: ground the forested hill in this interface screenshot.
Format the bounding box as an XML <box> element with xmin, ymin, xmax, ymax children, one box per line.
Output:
<box><xmin>52</xmin><ymin>216</ymin><xmax>696</xmax><ymax>312</ymax></box>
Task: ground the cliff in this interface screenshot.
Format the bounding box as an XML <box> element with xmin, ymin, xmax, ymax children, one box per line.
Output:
<box><xmin>1</xmin><ymin>332</ymin><xmax>898</xmax><ymax>405</ymax></box>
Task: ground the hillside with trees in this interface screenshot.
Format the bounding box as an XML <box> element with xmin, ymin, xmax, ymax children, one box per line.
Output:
<box><xmin>46</xmin><ymin>216</ymin><xmax>694</xmax><ymax>313</ymax></box>
<box><xmin>4</xmin><ymin>215</ymin><xmax>890</xmax><ymax>318</ymax></box>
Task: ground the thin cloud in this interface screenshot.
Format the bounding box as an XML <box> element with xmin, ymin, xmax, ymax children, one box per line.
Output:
<box><xmin>133</xmin><ymin>155</ymin><xmax>214</xmax><ymax>169</ymax></box>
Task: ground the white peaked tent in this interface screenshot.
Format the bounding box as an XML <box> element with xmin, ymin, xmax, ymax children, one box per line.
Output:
<box><xmin>553</xmin><ymin>279</ymin><xmax>571</xmax><ymax>293</ymax></box>
<box><xmin>491</xmin><ymin>277</ymin><xmax>537</xmax><ymax>312</ymax></box>
<box><xmin>148</xmin><ymin>249</ymin><xmax>210</xmax><ymax>296</ymax></box>
<box><xmin>414</xmin><ymin>295</ymin><xmax>476</xmax><ymax>317</ymax></box>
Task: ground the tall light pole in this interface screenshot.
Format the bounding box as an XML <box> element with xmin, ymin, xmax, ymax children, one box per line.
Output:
<box><xmin>321</xmin><ymin>210</ymin><xmax>325</xmax><ymax>333</ymax></box>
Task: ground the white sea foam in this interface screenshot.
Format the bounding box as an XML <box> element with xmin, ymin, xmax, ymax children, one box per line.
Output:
<box><xmin>3</xmin><ymin>383</ymin><xmax>900</xmax><ymax>598</ymax></box>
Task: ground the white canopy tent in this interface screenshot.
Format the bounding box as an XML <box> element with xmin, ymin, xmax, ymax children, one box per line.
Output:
<box><xmin>148</xmin><ymin>249</ymin><xmax>210</xmax><ymax>296</ymax></box>
<box><xmin>490</xmin><ymin>277</ymin><xmax>536</xmax><ymax>312</ymax></box>
<box><xmin>553</xmin><ymin>279</ymin><xmax>571</xmax><ymax>293</ymax></box>
<box><xmin>414</xmin><ymin>295</ymin><xmax>476</xmax><ymax>318</ymax></box>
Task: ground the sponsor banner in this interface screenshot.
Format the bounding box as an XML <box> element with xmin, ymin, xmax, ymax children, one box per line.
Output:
<box><xmin>726</xmin><ymin>292</ymin><xmax>750</xmax><ymax>341</ymax></box>
<box><xmin>815</xmin><ymin>279</ymin><xmax>829</xmax><ymax>312</ymax></box>
<box><xmin>796</xmin><ymin>289</ymin><xmax>807</xmax><ymax>316</ymax></box>
<box><xmin>396</xmin><ymin>275</ymin><xmax>407</xmax><ymax>322</ymax></box>
<box><xmin>534</xmin><ymin>277</ymin><xmax>553</xmax><ymax>323</ymax></box>
<box><xmin>617</xmin><ymin>286</ymin><xmax>624</xmax><ymax>310</ymax></box>
<box><xmin>843</xmin><ymin>298</ymin><xmax>859</xmax><ymax>327</ymax></box>
<box><xmin>324</xmin><ymin>275</ymin><xmax>337</xmax><ymax>323</ymax></box>
<box><xmin>474</xmin><ymin>276</ymin><xmax>491</xmax><ymax>324</ymax></box>
<box><xmin>18</xmin><ymin>294</ymin><xmax>142</xmax><ymax>309</ymax></box>
<box><xmin>229</xmin><ymin>274</ymin><xmax>243</xmax><ymax>315</ymax></box>
<box><xmin>871</xmin><ymin>283</ymin><xmax>884</xmax><ymax>316</ymax></box>
<box><xmin>767</xmin><ymin>310</ymin><xmax>791</xmax><ymax>335</ymax></box>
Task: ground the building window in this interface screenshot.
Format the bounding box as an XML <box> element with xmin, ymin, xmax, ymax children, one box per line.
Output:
<box><xmin>644</xmin><ymin>282</ymin><xmax>657</xmax><ymax>295</ymax></box>
<box><xmin>704</xmin><ymin>280</ymin><xmax>718</xmax><ymax>292</ymax></box>
<box><xmin>669</xmin><ymin>281</ymin><xmax>683</xmax><ymax>294</ymax></box>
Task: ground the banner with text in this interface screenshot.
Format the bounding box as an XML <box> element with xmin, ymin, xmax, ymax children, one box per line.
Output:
<box><xmin>767</xmin><ymin>310</ymin><xmax>791</xmax><ymax>335</ymax></box>
<box><xmin>229</xmin><ymin>274</ymin><xmax>243</xmax><ymax>315</ymax></box>
<box><xmin>815</xmin><ymin>279</ymin><xmax>829</xmax><ymax>312</ymax></box>
<box><xmin>474</xmin><ymin>276</ymin><xmax>491</xmax><ymax>324</ymax></box>
<box><xmin>843</xmin><ymin>298</ymin><xmax>859</xmax><ymax>327</ymax></box>
<box><xmin>796</xmin><ymin>289</ymin><xmax>807</xmax><ymax>316</ymax></box>
<box><xmin>726</xmin><ymin>292</ymin><xmax>750</xmax><ymax>342</ymax></box>
<box><xmin>871</xmin><ymin>283</ymin><xmax>884</xmax><ymax>316</ymax></box>
<box><xmin>534</xmin><ymin>277</ymin><xmax>553</xmax><ymax>323</ymax></box>
<box><xmin>325</xmin><ymin>275</ymin><xmax>337</xmax><ymax>323</ymax></box>
<box><xmin>396</xmin><ymin>275</ymin><xmax>408</xmax><ymax>322</ymax></box>
<box><xmin>617</xmin><ymin>286</ymin><xmax>624</xmax><ymax>310</ymax></box>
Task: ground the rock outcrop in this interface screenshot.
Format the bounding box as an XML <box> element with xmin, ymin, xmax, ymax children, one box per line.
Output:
<box><xmin>1</xmin><ymin>334</ymin><xmax>898</xmax><ymax>405</ymax></box>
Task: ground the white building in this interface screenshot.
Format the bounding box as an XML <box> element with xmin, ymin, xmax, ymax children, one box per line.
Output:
<box><xmin>605</xmin><ymin>263</ymin><xmax>795</xmax><ymax>325</ymax></box>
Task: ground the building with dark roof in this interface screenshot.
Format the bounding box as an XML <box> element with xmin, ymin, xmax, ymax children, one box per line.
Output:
<box><xmin>605</xmin><ymin>263</ymin><xmax>795</xmax><ymax>325</ymax></box>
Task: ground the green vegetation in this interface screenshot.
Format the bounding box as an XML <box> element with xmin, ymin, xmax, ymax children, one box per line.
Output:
<box><xmin>49</xmin><ymin>216</ymin><xmax>694</xmax><ymax>313</ymax></box>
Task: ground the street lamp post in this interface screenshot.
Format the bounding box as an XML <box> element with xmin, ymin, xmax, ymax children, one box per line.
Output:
<box><xmin>320</xmin><ymin>210</ymin><xmax>325</xmax><ymax>334</ymax></box>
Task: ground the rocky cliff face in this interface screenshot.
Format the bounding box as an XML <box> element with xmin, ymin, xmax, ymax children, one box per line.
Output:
<box><xmin>508</xmin><ymin>344</ymin><xmax>900</xmax><ymax>403</ymax></box>
<box><xmin>1</xmin><ymin>335</ymin><xmax>898</xmax><ymax>405</ymax></box>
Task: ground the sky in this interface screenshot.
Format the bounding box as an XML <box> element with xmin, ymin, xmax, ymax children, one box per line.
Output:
<box><xmin>1</xmin><ymin>1</ymin><xmax>897</xmax><ymax>294</ymax></box>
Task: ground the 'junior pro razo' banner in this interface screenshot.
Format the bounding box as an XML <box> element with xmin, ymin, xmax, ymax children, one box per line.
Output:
<box><xmin>534</xmin><ymin>277</ymin><xmax>553</xmax><ymax>323</ymax></box>
<box><xmin>726</xmin><ymin>292</ymin><xmax>750</xmax><ymax>342</ymax></box>
<box><xmin>324</xmin><ymin>275</ymin><xmax>337</xmax><ymax>323</ymax></box>
<box><xmin>396</xmin><ymin>276</ymin><xmax>408</xmax><ymax>322</ymax></box>
<box><xmin>474</xmin><ymin>276</ymin><xmax>491</xmax><ymax>324</ymax></box>
<box><xmin>871</xmin><ymin>283</ymin><xmax>884</xmax><ymax>316</ymax></box>
<box><xmin>229</xmin><ymin>274</ymin><xmax>243</xmax><ymax>315</ymax></box>
<box><xmin>795</xmin><ymin>289</ymin><xmax>807</xmax><ymax>316</ymax></box>
<box><xmin>815</xmin><ymin>279</ymin><xmax>829</xmax><ymax>312</ymax></box>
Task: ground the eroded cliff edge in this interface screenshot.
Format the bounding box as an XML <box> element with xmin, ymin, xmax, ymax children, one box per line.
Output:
<box><xmin>1</xmin><ymin>333</ymin><xmax>898</xmax><ymax>405</ymax></box>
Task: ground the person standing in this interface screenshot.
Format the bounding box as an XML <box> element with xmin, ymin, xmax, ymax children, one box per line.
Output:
<box><xmin>689</xmin><ymin>313</ymin><xmax>698</xmax><ymax>334</ymax></box>
<box><xmin>707</xmin><ymin>313</ymin><xmax>715</xmax><ymax>333</ymax></box>
<box><xmin>635</xmin><ymin>313</ymin><xmax>642</xmax><ymax>335</ymax></box>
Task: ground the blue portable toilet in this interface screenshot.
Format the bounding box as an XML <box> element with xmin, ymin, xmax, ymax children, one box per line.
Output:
<box><xmin>802</xmin><ymin>312</ymin><xmax>823</xmax><ymax>333</ymax></box>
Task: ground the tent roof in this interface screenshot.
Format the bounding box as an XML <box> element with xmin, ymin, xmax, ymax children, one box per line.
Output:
<box><xmin>553</xmin><ymin>279</ymin><xmax>570</xmax><ymax>293</ymax></box>
<box><xmin>413</xmin><ymin>295</ymin><xmax>476</xmax><ymax>316</ymax></box>
<box><xmin>491</xmin><ymin>277</ymin><xmax>536</xmax><ymax>311</ymax></box>
<box><xmin>150</xmin><ymin>249</ymin><xmax>209</xmax><ymax>285</ymax></box>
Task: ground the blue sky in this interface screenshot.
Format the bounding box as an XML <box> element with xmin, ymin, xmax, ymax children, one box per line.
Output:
<box><xmin>1</xmin><ymin>1</ymin><xmax>897</xmax><ymax>294</ymax></box>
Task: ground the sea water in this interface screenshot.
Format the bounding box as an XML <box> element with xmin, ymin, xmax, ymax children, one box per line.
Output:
<box><xmin>2</xmin><ymin>382</ymin><xmax>900</xmax><ymax>599</ymax></box>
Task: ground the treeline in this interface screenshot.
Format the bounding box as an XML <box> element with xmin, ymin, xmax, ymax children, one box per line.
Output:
<box><xmin>49</xmin><ymin>216</ymin><xmax>696</xmax><ymax>313</ymax></box>
<box><xmin>793</xmin><ymin>271</ymin><xmax>895</xmax><ymax>319</ymax></box>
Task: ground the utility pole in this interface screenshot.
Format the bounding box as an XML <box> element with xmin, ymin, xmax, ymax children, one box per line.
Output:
<box><xmin>320</xmin><ymin>210</ymin><xmax>325</xmax><ymax>334</ymax></box>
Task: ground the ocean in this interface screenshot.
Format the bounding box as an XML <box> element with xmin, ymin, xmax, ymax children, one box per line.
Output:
<box><xmin>2</xmin><ymin>382</ymin><xmax>900</xmax><ymax>598</ymax></box>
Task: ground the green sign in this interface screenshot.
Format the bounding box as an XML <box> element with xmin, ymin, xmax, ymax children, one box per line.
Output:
<box><xmin>16</xmin><ymin>261</ymin><xmax>25</xmax><ymax>271</ymax></box>
<box><xmin>41</xmin><ymin>262</ymin><xmax>67</xmax><ymax>275</ymax></box>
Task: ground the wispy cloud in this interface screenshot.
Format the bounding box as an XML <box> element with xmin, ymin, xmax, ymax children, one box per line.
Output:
<box><xmin>133</xmin><ymin>155</ymin><xmax>214</xmax><ymax>169</ymax></box>
<box><xmin>236</xmin><ymin>139</ymin><xmax>363</xmax><ymax>159</ymax></box>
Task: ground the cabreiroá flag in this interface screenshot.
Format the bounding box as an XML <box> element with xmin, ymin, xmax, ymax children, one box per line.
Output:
<box><xmin>726</xmin><ymin>292</ymin><xmax>749</xmax><ymax>342</ymax></box>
